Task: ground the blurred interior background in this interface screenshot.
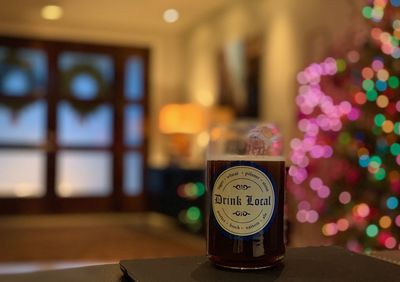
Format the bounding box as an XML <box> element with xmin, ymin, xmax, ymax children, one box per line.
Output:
<box><xmin>1</xmin><ymin>0</ymin><xmax>399</xmax><ymax>275</ymax></box>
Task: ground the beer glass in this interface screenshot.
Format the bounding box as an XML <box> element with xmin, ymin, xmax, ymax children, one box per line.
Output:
<box><xmin>206</xmin><ymin>121</ymin><xmax>285</xmax><ymax>269</ymax></box>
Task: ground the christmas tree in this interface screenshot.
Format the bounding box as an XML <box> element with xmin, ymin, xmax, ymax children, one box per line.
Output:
<box><xmin>289</xmin><ymin>0</ymin><xmax>400</xmax><ymax>252</ymax></box>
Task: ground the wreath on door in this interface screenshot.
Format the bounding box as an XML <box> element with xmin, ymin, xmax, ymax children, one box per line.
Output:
<box><xmin>60</xmin><ymin>63</ymin><xmax>110</xmax><ymax>117</ymax></box>
<box><xmin>0</xmin><ymin>49</ymin><xmax>36</xmax><ymax>113</ymax></box>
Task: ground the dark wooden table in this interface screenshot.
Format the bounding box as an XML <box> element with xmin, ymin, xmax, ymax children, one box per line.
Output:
<box><xmin>0</xmin><ymin>264</ymin><xmax>127</xmax><ymax>282</ymax></box>
<box><xmin>1</xmin><ymin>247</ymin><xmax>400</xmax><ymax>282</ymax></box>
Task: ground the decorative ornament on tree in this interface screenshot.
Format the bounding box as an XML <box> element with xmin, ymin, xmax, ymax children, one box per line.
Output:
<box><xmin>289</xmin><ymin>0</ymin><xmax>400</xmax><ymax>252</ymax></box>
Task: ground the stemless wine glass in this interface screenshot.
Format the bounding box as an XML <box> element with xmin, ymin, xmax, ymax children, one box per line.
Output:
<box><xmin>206</xmin><ymin>121</ymin><xmax>285</xmax><ymax>270</ymax></box>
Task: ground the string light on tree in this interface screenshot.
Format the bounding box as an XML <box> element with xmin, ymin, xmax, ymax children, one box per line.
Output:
<box><xmin>289</xmin><ymin>0</ymin><xmax>400</xmax><ymax>252</ymax></box>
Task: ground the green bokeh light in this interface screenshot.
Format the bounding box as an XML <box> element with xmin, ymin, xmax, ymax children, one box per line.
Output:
<box><xmin>388</xmin><ymin>76</ymin><xmax>400</xmax><ymax>89</ymax></box>
<box><xmin>370</xmin><ymin>155</ymin><xmax>382</xmax><ymax>164</ymax></box>
<box><xmin>186</xmin><ymin>206</ymin><xmax>201</xmax><ymax>222</ymax></box>
<box><xmin>366</xmin><ymin>90</ymin><xmax>378</xmax><ymax>101</ymax></box>
<box><xmin>394</xmin><ymin>122</ymin><xmax>400</xmax><ymax>135</ymax></box>
<box><xmin>374</xmin><ymin>168</ymin><xmax>386</xmax><ymax>181</ymax></box>
<box><xmin>362</xmin><ymin>6</ymin><xmax>373</xmax><ymax>19</ymax></box>
<box><xmin>366</xmin><ymin>224</ymin><xmax>379</xmax><ymax>238</ymax></box>
<box><xmin>369</xmin><ymin>155</ymin><xmax>382</xmax><ymax>166</ymax></box>
<box><xmin>374</xmin><ymin>114</ymin><xmax>386</xmax><ymax>127</ymax></box>
<box><xmin>195</xmin><ymin>182</ymin><xmax>205</xmax><ymax>197</ymax></box>
<box><xmin>391</xmin><ymin>37</ymin><xmax>399</xmax><ymax>46</ymax></box>
<box><xmin>390</xmin><ymin>143</ymin><xmax>400</xmax><ymax>156</ymax></box>
<box><xmin>362</xmin><ymin>80</ymin><xmax>375</xmax><ymax>91</ymax></box>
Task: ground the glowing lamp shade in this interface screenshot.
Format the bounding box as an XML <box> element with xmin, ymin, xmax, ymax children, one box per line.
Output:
<box><xmin>159</xmin><ymin>104</ymin><xmax>206</xmax><ymax>134</ymax></box>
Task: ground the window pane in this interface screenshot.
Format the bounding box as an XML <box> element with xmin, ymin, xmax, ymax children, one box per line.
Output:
<box><xmin>125</xmin><ymin>56</ymin><xmax>144</xmax><ymax>100</ymax></box>
<box><xmin>124</xmin><ymin>152</ymin><xmax>143</xmax><ymax>196</ymax></box>
<box><xmin>125</xmin><ymin>105</ymin><xmax>143</xmax><ymax>147</ymax></box>
<box><xmin>58</xmin><ymin>52</ymin><xmax>114</xmax><ymax>100</ymax></box>
<box><xmin>56</xmin><ymin>151</ymin><xmax>111</xmax><ymax>197</ymax></box>
<box><xmin>58</xmin><ymin>102</ymin><xmax>113</xmax><ymax>146</ymax></box>
<box><xmin>0</xmin><ymin>150</ymin><xmax>45</xmax><ymax>197</ymax></box>
<box><xmin>0</xmin><ymin>47</ymin><xmax>47</xmax><ymax>96</ymax></box>
<box><xmin>0</xmin><ymin>101</ymin><xmax>46</xmax><ymax>144</ymax></box>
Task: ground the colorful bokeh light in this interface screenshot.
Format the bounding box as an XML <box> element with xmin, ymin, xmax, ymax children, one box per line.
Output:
<box><xmin>386</xmin><ymin>196</ymin><xmax>399</xmax><ymax>209</ymax></box>
<box><xmin>322</xmin><ymin>223</ymin><xmax>338</xmax><ymax>236</ymax></box>
<box><xmin>379</xmin><ymin>216</ymin><xmax>392</xmax><ymax>228</ymax></box>
<box><xmin>339</xmin><ymin>191</ymin><xmax>352</xmax><ymax>204</ymax></box>
<box><xmin>186</xmin><ymin>206</ymin><xmax>201</xmax><ymax>221</ymax></box>
<box><xmin>177</xmin><ymin>182</ymin><xmax>205</xmax><ymax>200</ymax></box>
<box><xmin>366</xmin><ymin>224</ymin><xmax>379</xmax><ymax>238</ymax></box>
<box><xmin>290</xmin><ymin>0</ymin><xmax>400</xmax><ymax>251</ymax></box>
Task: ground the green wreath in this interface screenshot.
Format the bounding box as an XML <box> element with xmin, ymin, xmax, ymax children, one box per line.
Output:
<box><xmin>0</xmin><ymin>49</ymin><xmax>36</xmax><ymax>113</ymax></box>
<box><xmin>61</xmin><ymin>64</ymin><xmax>109</xmax><ymax>117</ymax></box>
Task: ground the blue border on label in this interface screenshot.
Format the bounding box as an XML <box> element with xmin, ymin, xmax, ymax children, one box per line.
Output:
<box><xmin>210</xmin><ymin>160</ymin><xmax>279</xmax><ymax>240</ymax></box>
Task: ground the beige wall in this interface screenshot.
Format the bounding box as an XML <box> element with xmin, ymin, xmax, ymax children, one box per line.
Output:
<box><xmin>182</xmin><ymin>0</ymin><xmax>360</xmax><ymax>154</ymax></box>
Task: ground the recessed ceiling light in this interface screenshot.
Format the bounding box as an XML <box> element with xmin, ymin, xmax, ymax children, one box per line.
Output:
<box><xmin>41</xmin><ymin>5</ymin><xmax>63</xmax><ymax>20</ymax></box>
<box><xmin>163</xmin><ymin>9</ymin><xmax>179</xmax><ymax>23</ymax></box>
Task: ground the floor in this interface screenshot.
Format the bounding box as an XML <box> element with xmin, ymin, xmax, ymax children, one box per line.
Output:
<box><xmin>0</xmin><ymin>213</ymin><xmax>205</xmax><ymax>273</ymax></box>
<box><xmin>1</xmin><ymin>212</ymin><xmax>400</xmax><ymax>275</ymax></box>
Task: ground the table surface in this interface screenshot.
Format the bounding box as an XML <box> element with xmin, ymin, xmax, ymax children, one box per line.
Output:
<box><xmin>0</xmin><ymin>264</ymin><xmax>126</xmax><ymax>282</ymax></box>
<box><xmin>1</xmin><ymin>247</ymin><xmax>400</xmax><ymax>282</ymax></box>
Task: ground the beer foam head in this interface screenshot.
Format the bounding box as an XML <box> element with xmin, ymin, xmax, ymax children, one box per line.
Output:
<box><xmin>207</xmin><ymin>122</ymin><xmax>284</xmax><ymax>159</ymax></box>
<box><xmin>207</xmin><ymin>154</ymin><xmax>285</xmax><ymax>162</ymax></box>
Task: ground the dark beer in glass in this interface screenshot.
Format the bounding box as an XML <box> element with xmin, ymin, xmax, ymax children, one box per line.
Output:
<box><xmin>206</xmin><ymin>123</ymin><xmax>285</xmax><ymax>270</ymax></box>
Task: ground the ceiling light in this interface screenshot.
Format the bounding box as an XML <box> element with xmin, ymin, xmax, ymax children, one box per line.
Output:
<box><xmin>163</xmin><ymin>9</ymin><xmax>179</xmax><ymax>23</ymax></box>
<box><xmin>41</xmin><ymin>5</ymin><xmax>63</xmax><ymax>20</ymax></box>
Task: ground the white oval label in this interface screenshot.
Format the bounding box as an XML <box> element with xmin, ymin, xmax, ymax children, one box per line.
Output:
<box><xmin>212</xmin><ymin>165</ymin><xmax>275</xmax><ymax>236</ymax></box>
